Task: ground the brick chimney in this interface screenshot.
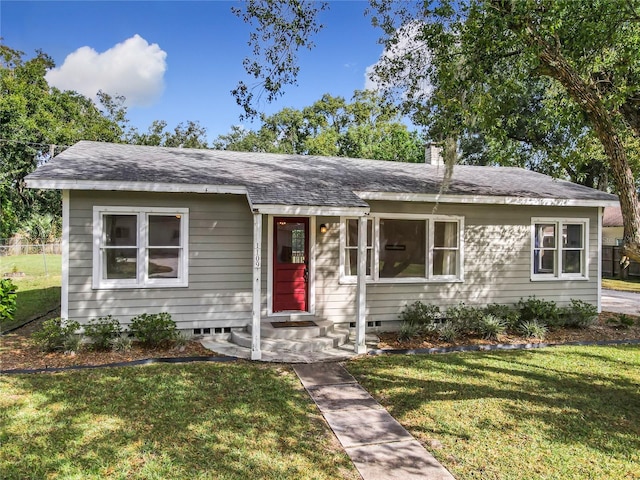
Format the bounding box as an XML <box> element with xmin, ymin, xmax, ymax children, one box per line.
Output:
<box><xmin>424</xmin><ymin>142</ymin><xmax>444</xmax><ymax>166</ymax></box>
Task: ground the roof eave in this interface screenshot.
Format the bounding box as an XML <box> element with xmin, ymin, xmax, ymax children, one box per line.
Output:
<box><xmin>25</xmin><ymin>178</ymin><xmax>248</xmax><ymax>195</ymax></box>
<box><xmin>355</xmin><ymin>191</ymin><xmax>619</xmax><ymax>208</ymax></box>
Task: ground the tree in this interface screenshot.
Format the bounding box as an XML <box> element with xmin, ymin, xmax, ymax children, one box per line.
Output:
<box><xmin>233</xmin><ymin>0</ymin><xmax>640</xmax><ymax>262</ymax></box>
<box><xmin>214</xmin><ymin>90</ymin><xmax>425</xmax><ymax>161</ymax></box>
<box><xmin>127</xmin><ymin>120</ymin><xmax>209</xmax><ymax>148</ymax></box>
<box><xmin>0</xmin><ymin>45</ymin><xmax>124</xmax><ymax>239</ymax></box>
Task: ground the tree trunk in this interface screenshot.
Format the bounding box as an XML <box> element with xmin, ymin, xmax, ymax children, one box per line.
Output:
<box><xmin>523</xmin><ymin>29</ymin><xmax>640</xmax><ymax>263</ymax></box>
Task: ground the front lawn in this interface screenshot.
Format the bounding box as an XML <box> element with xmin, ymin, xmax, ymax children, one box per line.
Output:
<box><xmin>0</xmin><ymin>362</ymin><xmax>358</xmax><ymax>480</ymax></box>
<box><xmin>1</xmin><ymin>254</ymin><xmax>61</xmax><ymax>331</ymax></box>
<box><xmin>347</xmin><ymin>345</ymin><xmax>640</xmax><ymax>480</ymax></box>
<box><xmin>603</xmin><ymin>277</ymin><xmax>640</xmax><ymax>293</ymax></box>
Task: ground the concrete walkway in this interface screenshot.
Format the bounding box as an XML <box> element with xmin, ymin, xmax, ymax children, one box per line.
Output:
<box><xmin>602</xmin><ymin>289</ymin><xmax>640</xmax><ymax>316</ymax></box>
<box><xmin>293</xmin><ymin>363</ymin><xmax>454</xmax><ymax>480</ymax></box>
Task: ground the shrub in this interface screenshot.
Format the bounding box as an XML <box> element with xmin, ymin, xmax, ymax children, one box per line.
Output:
<box><xmin>174</xmin><ymin>331</ymin><xmax>190</xmax><ymax>349</ymax></box>
<box><xmin>445</xmin><ymin>303</ymin><xmax>484</xmax><ymax>333</ymax></box>
<box><xmin>517</xmin><ymin>297</ymin><xmax>561</xmax><ymax>327</ymax></box>
<box><xmin>0</xmin><ymin>278</ymin><xmax>18</xmax><ymax>324</ymax></box>
<box><xmin>130</xmin><ymin>312</ymin><xmax>177</xmax><ymax>347</ymax></box>
<box><xmin>84</xmin><ymin>315</ymin><xmax>122</xmax><ymax>350</ymax></box>
<box><xmin>111</xmin><ymin>334</ymin><xmax>133</xmax><ymax>353</ymax></box>
<box><xmin>398</xmin><ymin>322</ymin><xmax>421</xmax><ymax>342</ymax></box>
<box><xmin>438</xmin><ymin>322</ymin><xmax>459</xmax><ymax>342</ymax></box>
<box><xmin>519</xmin><ymin>319</ymin><xmax>548</xmax><ymax>340</ymax></box>
<box><xmin>484</xmin><ymin>303</ymin><xmax>520</xmax><ymax>330</ymax></box>
<box><xmin>561</xmin><ymin>299</ymin><xmax>598</xmax><ymax>328</ymax></box>
<box><xmin>399</xmin><ymin>301</ymin><xmax>441</xmax><ymax>327</ymax></box>
<box><xmin>32</xmin><ymin>317</ymin><xmax>81</xmax><ymax>352</ymax></box>
<box><xmin>606</xmin><ymin>314</ymin><xmax>635</xmax><ymax>329</ymax></box>
<box><xmin>478</xmin><ymin>314</ymin><xmax>506</xmax><ymax>340</ymax></box>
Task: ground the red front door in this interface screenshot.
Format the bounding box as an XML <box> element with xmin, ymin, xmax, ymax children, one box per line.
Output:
<box><xmin>273</xmin><ymin>217</ymin><xmax>309</xmax><ymax>312</ymax></box>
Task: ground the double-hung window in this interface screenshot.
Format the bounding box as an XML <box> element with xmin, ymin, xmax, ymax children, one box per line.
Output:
<box><xmin>341</xmin><ymin>215</ymin><xmax>463</xmax><ymax>282</ymax></box>
<box><xmin>342</xmin><ymin>218</ymin><xmax>373</xmax><ymax>279</ymax></box>
<box><xmin>93</xmin><ymin>207</ymin><xmax>189</xmax><ymax>289</ymax></box>
<box><xmin>532</xmin><ymin>218</ymin><xmax>588</xmax><ymax>280</ymax></box>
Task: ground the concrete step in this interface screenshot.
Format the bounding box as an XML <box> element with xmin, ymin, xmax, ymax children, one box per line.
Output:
<box><xmin>231</xmin><ymin>328</ymin><xmax>350</xmax><ymax>353</ymax></box>
<box><xmin>248</xmin><ymin>319</ymin><xmax>334</xmax><ymax>339</ymax></box>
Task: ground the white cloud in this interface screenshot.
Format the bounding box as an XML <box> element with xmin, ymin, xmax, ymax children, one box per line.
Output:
<box><xmin>364</xmin><ymin>22</ymin><xmax>433</xmax><ymax>99</ymax></box>
<box><xmin>46</xmin><ymin>34</ymin><xmax>167</xmax><ymax>107</ymax></box>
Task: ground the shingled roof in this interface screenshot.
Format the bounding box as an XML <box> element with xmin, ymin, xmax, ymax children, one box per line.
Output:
<box><xmin>26</xmin><ymin>141</ymin><xmax>618</xmax><ymax>210</ymax></box>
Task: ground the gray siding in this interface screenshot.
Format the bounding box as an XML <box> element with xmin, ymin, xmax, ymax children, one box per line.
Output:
<box><xmin>68</xmin><ymin>191</ymin><xmax>253</xmax><ymax>329</ymax></box>
<box><xmin>67</xmin><ymin>192</ymin><xmax>601</xmax><ymax>331</ymax></box>
<box><xmin>314</xmin><ymin>202</ymin><xmax>600</xmax><ymax>329</ymax></box>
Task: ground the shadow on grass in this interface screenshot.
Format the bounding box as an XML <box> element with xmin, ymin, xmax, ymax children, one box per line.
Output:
<box><xmin>9</xmin><ymin>286</ymin><xmax>61</xmax><ymax>329</ymax></box>
<box><xmin>347</xmin><ymin>346</ymin><xmax>640</xmax><ymax>474</ymax></box>
<box><xmin>1</xmin><ymin>363</ymin><xmax>357</xmax><ymax>480</ymax></box>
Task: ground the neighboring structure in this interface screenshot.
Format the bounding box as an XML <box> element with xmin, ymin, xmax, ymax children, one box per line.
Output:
<box><xmin>601</xmin><ymin>204</ymin><xmax>640</xmax><ymax>279</ymax></box>
<box><xmin>602</xmin><ymin>205</ymin><xmax>624</xmax><ymax>246</ymax></box>
<box><xmin>26</xmin><ymin>141</ymin><xmax>618</xmax><ymax>359</ymax></box>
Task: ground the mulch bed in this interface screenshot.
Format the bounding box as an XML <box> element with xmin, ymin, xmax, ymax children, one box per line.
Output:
<box><xmin>377</xmin><ymin>311</ymin><xmax>640</xmax><ymax>350</ymax></box>
<box><xmin>0</xmin><ymin>314</ymin><xmax>218</xmax><ymax>372</ymax></box>
<box><xmin>2</xmin><ymin>312</ymin><xmax>639</xmax><ymax>372</ymax></box>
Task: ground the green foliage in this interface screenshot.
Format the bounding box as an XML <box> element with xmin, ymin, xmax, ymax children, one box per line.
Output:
<box><xmin>478</xmin><ymin>314</ymin><xmax>506</xmax><ymax>340</ymax></box>
<box><xmin>32</xmin><ymin>317</ymin><xmax>81</xmax><ymax>352</ymax></box>
<box><xmin>129</xmin><ymin>312</ymin><xmax>178</xmax><ymax>347</ymax></box>
<box><xmin>213</xmin><ymin>91</ymin><xmax>426</xmax><ymax>161</ymax></box>
<box><xmin>0</xmin><ymin>278</ymin><xmax>18</xmax><ymax>324</ymax></box>
<box><xmin>484</xmin><ymin>303</ymin><xmax>521</xmax><ymax>330</ymax></box>
<box><xmin>126</xmin><ymin>119</ymin><xmax>209</xmax><ymax>148</ymax></box>
<box><xmin>398</xmin><ymin>322</ymin><xmax>421</xmax><ymax>342</ymax></box>
<box><xmin>110</xmin><ymin>334</ymin><xmax>133</xmax><ymax>353</ymax></box>
<box><xmin>518</xmin><ymin>319</ymin><xmax>548</xmax><ymax>340</ymax></box>
<box><xmin>560</xmin><ymin>299</ymin><xmax>599</xmax><ymax>328</ymax></box>
<box><xmin>437</xmin><ymin>322</ymin><xmax>459</xmax><ymax>343</ymax></box>
<box><xmin>445</xmin><ymin>303</ymin><xmax>484</xmax><ymax>333</ymax></box>
<box><xmin>173</xmin><ymin>331</ymin><xmax>190</xmax><ymax>348</ymax></box>
<box><xmin>83</xmin><ymin>315</ymin><xmax>122</xmax><ymax>350</ymax></box>
<box><xmin>606</xmin><ymin>314</ymin><xmax>636</xmax><ymax>329</ymax></box>
<box><xmin>517</xmin><ymin>297</ymin><xmax>561</xmax><ymax>327</ymax></box>
<box><xmin>399</xmin><ymin>301</ymin><xmax>441</xmax><ymax>327</ymax></box>
<box><xmin>0</xmin><ymin>45</ymin><xmax>125</xmax><ymax>238</ymax></box>
<box><xmin>231</xmin><ymin>0</ymin><xmax>329</xmax><ymax>120</ymax></box>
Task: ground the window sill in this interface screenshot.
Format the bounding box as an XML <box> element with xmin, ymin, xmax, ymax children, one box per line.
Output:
<box><xmin>339</xmin><ymin>277</ymin><xmax>464</xmax><ymax>285</ymax></box>
<box><xmin>530</xmin><ymin>276</ymin><xmax>589</xmax><ymax>282</ymax></box>
<box><xmin>92</xmin><ymin>281</ymin><xmax>189</xmax><ymax>290</ymax></box>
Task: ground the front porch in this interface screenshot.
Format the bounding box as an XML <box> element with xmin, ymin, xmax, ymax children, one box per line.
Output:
<box><xmin>250</xmin><ymin>211</ymin><xmax>371</xmax><ymax>360</ymax></box>
<box><xmin>199</xmin><ymin>319</ymin><xmax>379</xmax><ymax>363</ymax></box>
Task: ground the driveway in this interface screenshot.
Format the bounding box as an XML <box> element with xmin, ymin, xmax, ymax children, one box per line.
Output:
<box><xmin>601</xmin><ymin>289</ymin><xmax>640</xmax><ymax>315</ymax></box>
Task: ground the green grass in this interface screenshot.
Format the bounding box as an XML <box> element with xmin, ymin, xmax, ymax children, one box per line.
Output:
<box><xmin>347</xmin><ymin>346</ymin><xmax>640</xmax><ymax>480</ymax></box>
<box><xmin>602</xmin><ymin>277</ymin><xmax>640</xmax><ymax>293</ymax></box>
<box><xmin>1</xmin><ymin>362</ymin><xmax>358</xmax><ymax>480</ymax></box>
<box><xmin>1</xmin><ymin>254</ymin><xmax>62</xmax><ymax>331</ymax></box>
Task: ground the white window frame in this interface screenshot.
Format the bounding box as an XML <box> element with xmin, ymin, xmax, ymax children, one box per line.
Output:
<box><xmin>340</xmin><ymin>217</ymin><xmax>374</xmax><ymax>282</ymax></box>
<box><xmin>531</xmin><ymin>217</ymin><xmax>589</xmax><ymax>281</ymax></box>
<box><xmin>340</xmin><ymin>214</ymin><xmax>464</xmax><ymax>284</ymax></box>
<box><xmin>92</xmin><ymin>206</ymin><xmax>189</xmax><ymax>289</ymax></box>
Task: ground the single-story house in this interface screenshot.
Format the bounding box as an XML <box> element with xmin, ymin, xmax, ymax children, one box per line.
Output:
<box><xmin>26</xmin><ymin>140</ymin><xmax>618</xmax><ymax>359</ymax></box>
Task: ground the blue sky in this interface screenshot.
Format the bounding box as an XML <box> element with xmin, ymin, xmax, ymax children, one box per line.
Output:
<box><xmin>2</xmin><ymin>1</ymin><xmax>387</xmax><ymax>141</ymax></box>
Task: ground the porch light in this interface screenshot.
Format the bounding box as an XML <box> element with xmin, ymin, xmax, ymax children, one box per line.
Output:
<box><xmin>319</xmin><ymin>224</ymin><xmax>328</xmax><ymax>234</ymax></box>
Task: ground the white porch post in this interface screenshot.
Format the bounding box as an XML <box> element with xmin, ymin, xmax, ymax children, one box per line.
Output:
<box><xmin>355</xmin><ymin>215</ymin><xmax>367</xmax><ymax>354</ymax></box>
<box><xmin>251</xmin><ymin>212</ymin><xmax>262</xmax><ymax>360</ymax></box>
